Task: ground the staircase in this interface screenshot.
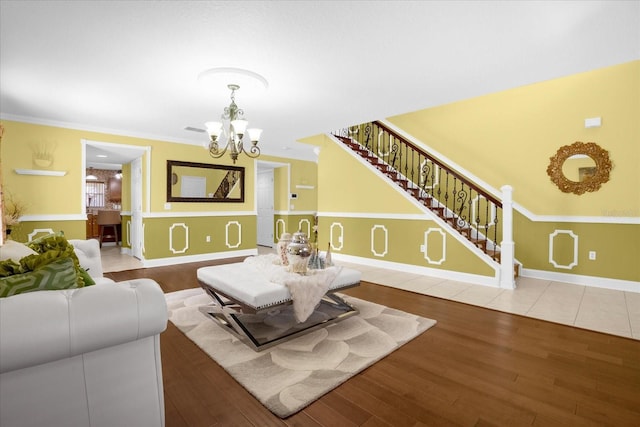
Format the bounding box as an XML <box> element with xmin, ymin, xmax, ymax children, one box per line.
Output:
<box><xmin>331</xmin><ymin>121</ymin><xmax>516</xmax><ymax>278</ymax></box>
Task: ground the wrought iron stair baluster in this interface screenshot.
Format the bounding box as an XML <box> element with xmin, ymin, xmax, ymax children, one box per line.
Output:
<box><xmin>331</xmin><ymin>121</ymin><xmax>508</xmax><ymax>269</ymax></box>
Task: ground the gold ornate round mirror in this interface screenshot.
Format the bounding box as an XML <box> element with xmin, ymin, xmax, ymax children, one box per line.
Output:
<box><xmin>547</xmin><ymin>142</ymin><xmax>612</xmax><ymax>195</ymax></box>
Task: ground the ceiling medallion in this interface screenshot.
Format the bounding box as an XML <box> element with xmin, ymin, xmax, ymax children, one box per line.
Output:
<box><xmin>197</xmin><ymin>67</ymin><xmax>269</xmax><ymax>92</ymax></box>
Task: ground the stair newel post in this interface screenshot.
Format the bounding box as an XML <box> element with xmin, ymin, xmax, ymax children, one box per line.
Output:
<box><xmin>500</xmin><ymin>185</ymin><xmax>516</xmax><ymax>289</ymax></box>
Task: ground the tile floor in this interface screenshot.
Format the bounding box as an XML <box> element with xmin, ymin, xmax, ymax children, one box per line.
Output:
<box><xmin>102</xmin><ymin>246</ymin><xmax>639</xmax><ymax>340</ymax></box>
<box><xmin>100</xmin><ymin>245</ymin><xmax>143</xmax><ymax>272</ymax></box>
<box><xmin>340</xmin><ymin>261</ymin><xmax>640</xmax><ymax>340</ymax></box>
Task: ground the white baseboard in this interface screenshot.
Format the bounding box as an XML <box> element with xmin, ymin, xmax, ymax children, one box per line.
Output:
<box><xmin>331</xmin><ymin>253</ymin><xmax>640</xmax><ymax>293</ymax></box>
<box><xmin>120</xmin><ymin>247</ymin><xmax>133</xmax><ymax>256</ymax></box>
<box><xmin>520</xmin><ymin>268</ymin><xmax>640</xmax><ymax>293</ymax></box>
<box><xmin>331</xmin><ymin>253</ymin><xmax>500</xmax><ymax>288</ymax></box>
<box><xmin>141</xmin><ymin>249</ymin><xmax>257</xmax><ymax>268</ymax></box>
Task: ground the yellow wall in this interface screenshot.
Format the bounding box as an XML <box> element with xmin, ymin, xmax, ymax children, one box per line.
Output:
<box><xmin>274</xmin><ymin>213</ymin><xmax>316</xmax><ymax>243</ymax></box>
<box><xmin>313</xmin><ymin>134</ymin><xmax>423</xmax><ymax>214</ymax></box>
<box><xmin>318</xmin><ymin>215</ymin><xmax>495</xmax><ymax>277</ymax></box>
<box><xmin>142</xmin><ymin>215</ymin><xmax>255</xmax><ymax>259</ymax></box>
<box><xmin>289</xmin><ymin>158</ymin><xmax>317</xmax><ymax>212</ymax></box>
<box><xmin>1</xmin><ymin>120</ymin><xmax>255</xmax><ymax>216</ymax></box>
<box><xmin>388</xmin><ymin>60</ymin><xmax>640</xmax><ymax>218</ymax></box>
<box><xmin>513</xmin><ymin>212</ymin><xmax>639</xmax><ymax>281</ymax></box>
<box><xmin>273</xmin><ymin>165</ymin><xmax>289</xmax><ymax>211</ymax></box>
<box><xmin>260</xmin><ymin>155</ymin><xmax>318</xmax><ymax>213</ymax></box>
<box><xmin>3</xmin><ymin>121</ymin><xmax>88</xmax><ymax>215</ymax></box>
<box><xmin>7</xmin><ymin>221</ymin><xmax>85</xmax><ymax>243</ymax></box>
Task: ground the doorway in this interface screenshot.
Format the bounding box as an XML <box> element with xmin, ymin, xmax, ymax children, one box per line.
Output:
<box><xmin>256</xmin><ymin>160</ymin><xmax>288</xmax><ymax>249</ymax></box>
<box><xmin>83</xmin><ymin>140</ymin><xmax>148</xmax><ymax>264</ymax></box>
<box><xmin>257</xmin><ymin>168</ymin><xmax>274</xmax><ymax>247</ymax></box>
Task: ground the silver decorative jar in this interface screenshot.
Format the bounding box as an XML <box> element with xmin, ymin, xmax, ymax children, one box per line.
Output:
<box><xmin>286</xmin><ymin>231</ymin><xmax>312</xmax><ymax>274</ymax></box>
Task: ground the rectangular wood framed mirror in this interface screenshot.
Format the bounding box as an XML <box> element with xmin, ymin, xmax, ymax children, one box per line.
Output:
<box><xmin>167</xmin><ymin>160</ymin><xmax>245</xmax><ymax>203</ymax></box>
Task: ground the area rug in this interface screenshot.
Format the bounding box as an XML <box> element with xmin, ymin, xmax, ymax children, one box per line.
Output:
<box><xmin>165</xmin><ymin>288</ymin><xmax>437</xmax><ymax>418</ymax></box>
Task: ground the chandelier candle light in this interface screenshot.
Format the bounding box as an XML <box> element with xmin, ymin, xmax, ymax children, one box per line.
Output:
<box><xmin>205</xmin><ymin>84</ymin><xmax>262</xmax><ymax>163</ymax></box>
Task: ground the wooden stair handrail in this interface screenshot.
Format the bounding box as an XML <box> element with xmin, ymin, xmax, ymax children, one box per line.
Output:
<box><xmin>373</xmin><ymin>121</ymin><xmax>502</xmax><ymax>208</ymax></box>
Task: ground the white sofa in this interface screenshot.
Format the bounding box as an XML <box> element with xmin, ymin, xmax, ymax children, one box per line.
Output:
<box><xmin>0</xmin><ymin>239</ymin><xmax>168</xmax><ymax>427</ymax></box>
<box><xmin>69</xmin><ymin>238</ymin><xmax>114</xmax><ymax>285</ymax></box>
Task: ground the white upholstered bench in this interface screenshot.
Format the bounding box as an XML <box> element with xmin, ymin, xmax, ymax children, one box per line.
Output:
<box><xmin>197</xmin><ymin>261</ymin><xmax>361</xmax><ymax>351</ymax></box>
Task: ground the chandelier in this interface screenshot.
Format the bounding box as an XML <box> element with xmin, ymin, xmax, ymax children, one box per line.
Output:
<box><xmin>205</xmin><ymin>84</ymin><xmax>262</xmax><ymax>163</ymax></box>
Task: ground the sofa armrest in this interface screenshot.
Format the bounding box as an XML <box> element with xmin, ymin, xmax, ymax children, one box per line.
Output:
<box><xmin>0</xmin><ymin>279</ymin><xmax>167</xmax><ymax>373</ymax></box>
<box><xmin>69</xmin><ymin>238</ymin><xmax>104</xmax><ymax>278</ymax></box>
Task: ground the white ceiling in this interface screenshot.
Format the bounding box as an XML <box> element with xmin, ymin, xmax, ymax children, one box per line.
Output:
<box><xmin>85</xmin><ymin>142</ymin><xmax>147</xmax><ymax>170</ymax></box>
<box><xmin>1</xmin><ymin>1</ymin><xmax>639</xmax><ymax>167</ymax></box>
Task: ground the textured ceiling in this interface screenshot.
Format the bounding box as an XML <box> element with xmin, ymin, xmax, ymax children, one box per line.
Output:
<box><xmin>1</xmin><ymin>1</ymin><xmax>638</xmax><ymax>166</ymax></box>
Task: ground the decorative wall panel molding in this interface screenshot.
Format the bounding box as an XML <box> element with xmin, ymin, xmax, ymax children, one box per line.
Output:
<box><xmin>298</xmin><ymin>219</ymin><xmax>311</xmax><ymax>237</ymax></box>
<box><xmin>27</xmin><ymin>228</ymin><xmax>55</xmax><ymax>241</ymax></box>
<box><xmin>225</xmin><ymin>221</ymin><xmax>242</xmax><ymax>249</ymax></box>
<box><xmin>370</xmin><ymin>225</ymin><xmax>388</xmax><ymax>257</ymax></box>
<box><xmin>169</xmin><ymin>223</ymin><xmax>189</xmax><ymax>254</ymax></box>
<box><xmin>330</xmin><ymin>222</ymin><xmax>344</xmax><ymax>251</ymax></box>
<box><xmin>126</xmin><ymin>220</ymin><xmax>131</xmax><ymax>246</ymax></box>
<box><xmin>548</xmin><ymin>229</ymin><xmax>578</xmax><ymax>269</ymax></box>
<box><xmin>423</xmin><ymin>228</ymin><xmax>446</xmax><ymax>265</ymax></box>
<box><xmin>275</xmin><ymin>219</ymin><xmax>286</xmax><ymax>240</ymax></box>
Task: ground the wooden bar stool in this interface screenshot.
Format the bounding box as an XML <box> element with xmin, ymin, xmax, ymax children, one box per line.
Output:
<box><xmin>97</xmin><ymin>210</ymin><xmax>120</xmax><ymax>248</ymax></box>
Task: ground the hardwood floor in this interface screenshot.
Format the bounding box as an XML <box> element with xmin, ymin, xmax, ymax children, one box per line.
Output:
<box><xmin>106</xmin><ymin>259</ymin><xmax>640</xmax><ymax>427</ymax></box>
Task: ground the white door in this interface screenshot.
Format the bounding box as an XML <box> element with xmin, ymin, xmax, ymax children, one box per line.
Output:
<box><xmin>131</xmin><ymin>157</ymin><xmax>143</xmax><ymax>259</ymax></box>
<box><xmin>257</xmin><ymin>169</ymin><xmax>274</xmax><ymax>247</ymax></box>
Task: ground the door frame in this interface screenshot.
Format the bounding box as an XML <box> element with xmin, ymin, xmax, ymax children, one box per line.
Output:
<box><xmin>256</xmin><ymin>160</ymin><xmax>289</xmax><ymax>248</ymax></box>
<box><xmin>82</xmin><ymin>139</ymin><xmax>150</xmax><ymax>259</ymax></box>
<box><xmin>130</xmin><ymin>156</ymin><xmax>143</xmax><ymax>259</ymax></box>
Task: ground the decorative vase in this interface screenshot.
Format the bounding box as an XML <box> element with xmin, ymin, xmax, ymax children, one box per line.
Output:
<box><xmin>308</xmin><ymin>244</ymin><xmax>321</xmax><ymax>270</ymax></box>
<box><xmin>286</xmin><ymin>231</ymin><xmax>312</xmax><ymax>274</ymax></box>
<box><xmin>276</xmin><ymin>233</ymin><xmax>292</xmax><ymax>266</ymax></box>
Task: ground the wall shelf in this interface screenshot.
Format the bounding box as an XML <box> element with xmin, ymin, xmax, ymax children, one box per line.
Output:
<box><xmin>14</xmin><ymin>169</ymin><xmax>67</xmax><ymax>176</ymax></box>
